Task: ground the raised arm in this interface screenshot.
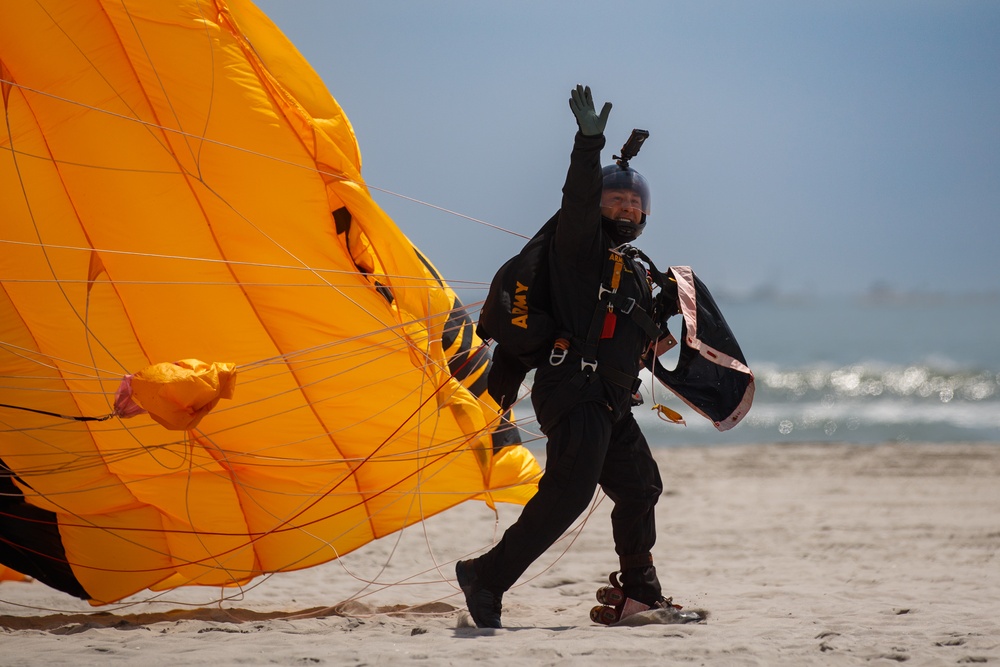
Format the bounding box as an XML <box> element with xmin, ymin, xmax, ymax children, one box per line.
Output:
<box><xmin>556</xmin><ymin>85</ymin><xmax>610</xmax><ymax>266</ymax></box>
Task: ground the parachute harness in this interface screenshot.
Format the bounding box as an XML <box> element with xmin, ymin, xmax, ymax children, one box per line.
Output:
<box><xmin>619</xmin><ymin>249</ymin><xmax>686</xmax><ymax>427</ymax></box>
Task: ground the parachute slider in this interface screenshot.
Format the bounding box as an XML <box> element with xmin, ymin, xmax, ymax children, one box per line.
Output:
<box><xmin>613</xmin><ymin>129</ymin><xmax>649</xmax><ymax>168</ymax></box>
<box><xmin>114</xmin><ymin>359</ymin><xmax>237</xmax><ymax>430</ymax></box>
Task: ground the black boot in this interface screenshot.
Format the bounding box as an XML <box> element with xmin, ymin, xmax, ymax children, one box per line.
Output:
<box><xmin>456</xmin><ymin>559</ymin><xmax>503</xmax><ymax>628</ymax></box>
<box><xmin>620</xmin><ymin>564</ymin><xmax>662</xmax><ymax>606</ymax></box>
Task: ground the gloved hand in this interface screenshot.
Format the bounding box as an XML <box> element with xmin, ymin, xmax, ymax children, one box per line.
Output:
<box><xmin>568</xmin><ymin>84</ymin><xmax>612</xmax><ymax>136</ymax></box>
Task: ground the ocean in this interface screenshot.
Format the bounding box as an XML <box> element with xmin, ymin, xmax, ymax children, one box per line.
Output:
<box><xmin>513</xmin><ymin>292</ymin><xmax>1000</xmax><ymax>447</ymax></box>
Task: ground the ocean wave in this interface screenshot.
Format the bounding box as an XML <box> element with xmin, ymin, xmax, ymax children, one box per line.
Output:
<box><xmin>518</xmin><ymin>362</ymin><xmax>1000</xmax><ymax>444</ymax></box>
<box><xmin>742</xmin><ymin>399</ymin><xmax>1000</xmax><ymax>431</ymax></box>
<box><xmin>751</xmin><ymin>362</ymin><xmax>999</xmax><ymax>404</ymax></box>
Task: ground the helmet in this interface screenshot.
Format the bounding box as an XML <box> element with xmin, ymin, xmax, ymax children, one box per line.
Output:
<box><xmin>601</xmin><ymin>164</ymin><xmax>650</xmax><ymax>243</ymax></box>
<box><xmin>601</xmin><ymin>164</ymin><xmax>651</xmax><ymax>215</ymax></box>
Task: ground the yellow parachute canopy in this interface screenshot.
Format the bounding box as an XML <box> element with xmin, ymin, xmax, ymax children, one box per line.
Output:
<box><xmin>0</xmin><ymin>566</ymin><xmax>28</xmax><ymax>583</ymax></box>
<box><xmin>0</xmin><ymin>0</ymin><xmax>539</xmax><ymax>604</ymax></box>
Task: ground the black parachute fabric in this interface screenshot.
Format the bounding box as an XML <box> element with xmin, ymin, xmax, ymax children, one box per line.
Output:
<box><xmin>650</xmin><ymin>267</ymin><xmax>755</xmax><ymax>431</ymax></box>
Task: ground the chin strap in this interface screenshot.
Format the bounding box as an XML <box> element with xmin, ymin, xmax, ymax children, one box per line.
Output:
<box><xmin>601</xmin><ymin>216</ymin><xmax>643</xmax><ymax>244</ymax></box>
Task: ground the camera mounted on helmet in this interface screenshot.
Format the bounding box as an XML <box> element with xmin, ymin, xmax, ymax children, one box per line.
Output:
<box><xmin>615</xmin><ymin>129</ymin><xmax>649</xmax><ymax>169</ymax></box>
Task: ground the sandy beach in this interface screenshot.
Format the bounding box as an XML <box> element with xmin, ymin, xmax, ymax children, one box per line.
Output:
<box><xmin>1</xmin><ymin>442</ymin><xmax>997</xmax><ymax>666</ymax></box>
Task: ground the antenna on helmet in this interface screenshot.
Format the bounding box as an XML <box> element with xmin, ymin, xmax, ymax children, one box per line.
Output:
<box><xmin>614</xmin><ymin>129</ymin><xmax>650</xmax><ymax>168</ymax></box>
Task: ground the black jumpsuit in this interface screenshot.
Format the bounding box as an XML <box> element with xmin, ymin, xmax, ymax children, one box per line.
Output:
<box><xmin>474</xmin><ymin>131</ymin><xmax>665</xmax><ymax>604</ymax></box>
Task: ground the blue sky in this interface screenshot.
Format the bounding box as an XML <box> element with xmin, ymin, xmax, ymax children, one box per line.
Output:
<box><xmin>256</xmin><ymin>1</ymin><xmax>999</xmax><ymax>297</ymax></box>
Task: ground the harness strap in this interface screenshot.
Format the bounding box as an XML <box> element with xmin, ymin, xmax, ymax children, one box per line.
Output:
<box><xmin>580</xmin><ymin>295</ymin><xmax>609</xmax><ymax>364</ymax></box>
<box><xmin>609</xmin><ymin>292</ymin><xmax>662</xmax><ymax>341</ymax></box>
<box><xmin>559</xmin><ymin>247</ymin><xmax>675</xmax><ymax>397</ymax></box>
<box><xmin>597</xmin><ymin>364</ymin><xmax>642</xmax><ymax>393</ymax></box>
<box><xmin>627</xmin><ymin>246</ymin><xmax>671</xmax><ymax>287</ymax></box>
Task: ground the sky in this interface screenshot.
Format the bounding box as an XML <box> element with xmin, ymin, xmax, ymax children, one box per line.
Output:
<box><xmin>255</xmin><ymin>0</ymin><xmax>999</xmax><ymax>298</ymax></box>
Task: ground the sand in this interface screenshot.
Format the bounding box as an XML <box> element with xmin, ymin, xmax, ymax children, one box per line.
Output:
<box><xmin>1</xmin><ymin>442</ymin><xmax>998</xmax><ymax>666</ymax></box>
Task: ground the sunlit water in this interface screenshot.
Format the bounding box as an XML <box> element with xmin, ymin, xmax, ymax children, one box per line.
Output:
<box><xmin>512</xmin><ymin>293</ymin><xmax>1000</xmax><ymax>446</ymax></box>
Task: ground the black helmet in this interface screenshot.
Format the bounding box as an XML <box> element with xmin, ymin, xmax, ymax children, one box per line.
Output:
<box><xmin>601</xmin><ymin>164</ymin><xmax>651</xmax><ymax>215</ymax></box>
<box><xmin>601</xmin><ymin>164</ymin><xmax>650</xmax><ymax>242</ymax></box>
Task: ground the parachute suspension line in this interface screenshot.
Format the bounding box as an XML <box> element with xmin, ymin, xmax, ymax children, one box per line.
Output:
<box><xmin>0</xmin><ymin>341</ymin><xmax>121</xmax><ymax>379</ymax></box>
<box><xmin>220</xmin><ymin>299</ymin><xmax>482</xmax><ymax>425</ymax></box>
<box><xmin>219</xmin><ymin>427</ymin><xmax>497</xmax><ymax>598</ymax></box>
<box><xmin>0</xmin><ymin>409</ymin><xmax>507</xmax><ymax>604</ymax></box>
<box><xmin>189</xmin><ymin>314</ymin><xmax>481</xmax><ymax>464</ymax></box>
<box><xmin>118</xmin><ymin>0</ymin><xmax>218</xmax><ymax>178</ymax></box>
<box><xmin>353</xmin><ymin>187</ymin><xmax>530</xmax><ymax>241</ymax></box>
<box><xmin>0</xmin><ymin>268</ymin><xmax>479</xmax><ymax>439</ymax></box>
<box><xmin>0</xmin><ymin>340</ymin><xmax>496</xmax><ymax>520</ymax></box>
<box><xmin>310</xmin><ymin>419</ymin><xmax>551</xmax><ymax>603</ymax></box>
<box><xmin>380</xmin><ymin>331</ymin><xmax>521</xmax><ymax>594</ymax></box>
<box><xmin>0</xmin><ymin>239</ymin><xmax>485</xmax><ymax>289</ymax></box>
<box><xmin>177</xmin><ymin>174</ymin><xmax>395</xmax><ymax>332</ymax></box>
<box><xmin>3</xmin><ymin>430</ymin><xmax>336</xmax><ymax>580</ymax></box>
<box><xmin>28</xmin><ymin>1</ymin><xmax>182</xmax><ymax>165</ymax></box>
<box><xmin>94</xmin><ymin>71</ymin><xmax>436</xmax><ymax>384</ymax></box>
<box><xmin>0</xmin><ymin>474</ymin><xmax>197</xmax><ymax>580</ymax></box>
<box><xmin>3</xmin><ymin>262</ymin><xmax>480</xmax><ymax>456</ymax></box>
<box><xmin>0</xmin><ymin>402</ymin><xmax>112</xmax><ymax>423</ymax></box>
<box><xmin>226</xmin><ymin>302</ymin><xmax>472</xmax><ymax>474</ymax></box>
<box><xmin>177</xmin><ymin>430</ymin><xmax>259</xmax><ymax>590</ymax></box>
<box><xmin>0</xmin><ymin>276</ymin><xmax>489</xmax><ymax>290</ymax></box>
<box><xmin>407</xmin><ymin>285</ymin><xmax>449</xmax><ymax>589</ymax></box>
<box><xmin>236</xmin><ymin>328</ymin><xmax>414</xmax><ymax>377</ymax></box>
<box><xmin>0</xmin><ymin>76</ymin><xmax>530</xmax><ymax>241</ymax></box>
<box><xmin>225</xmin><ymin>360</ymin><xmax>496</xmax><ymax>537</ymax></box>
<box><xmin>262</xmin><ymin>436</ymin><xmax>495</xmax><ymax>618</ymax></box>
<box><xmin>317</xmin><ymin>493</ymin><xmax>422</xmax><ymax>605</ymax></box>
<box><xmin>0</xmin><ymin>284</ymin><xmax>122</xmax><ymax>422</ymax></box>
<box><xmin>0</xmin><ymin>352</ymin><xmax>461</xmax><ymax>477</ymax></box>
<box><xmin>83</xmin><ymin>417</ymin><xmax>483</xmax><ymax>584</ymax></box>
<box><xmin>1</xmin><ymin>437</ymin><xmax>184</xmax><ymax>483</ymax></box>
<box><xmin>3</xmin><ymin>80</ymin><xmax>133</xmax><ymax>377</ymax></box>
<box><xmin>9</xmin><ymin>5</ymin><xmax>247</xmax><ymax>431</ymax></box>
<box><xmin>4</xmin><ymin>43</ymin><xmax>451</xmax><ymax>377</ymax></box>
<box><xmin>329</xmin><ymin>276</ymin><xmax>469</xmax><ymax>546</ymax></box>
<box><xmin>201</xmin><ymin>357</ymin><xmax>431</xmax><ymax>457</ymax></box>
<box><xmin>102</xmin><ymin>361</ymin><xmax>491</xmax><ymax>541</ymax></box>
<box><xmin>1</xmin><ymin>14</ymin><xmax>540</xmax><ymax>603</ymax></box>
<box><xmin>0</xmin><ymin>144</ymin><xmax>181</xmax><ymax>176</ymax></box>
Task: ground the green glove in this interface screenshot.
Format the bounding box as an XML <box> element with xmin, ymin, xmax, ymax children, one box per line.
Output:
<box><xmin>568</xmin><ymin>84</ymin><xmax>612</xmax><ymax>136</ymax></box>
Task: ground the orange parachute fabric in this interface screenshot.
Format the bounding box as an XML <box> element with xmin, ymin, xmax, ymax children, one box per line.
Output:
<box><xmin>0</xmin><ymin>0</ymin><xmax>539</xmax><ymax>604</ymax></box>
<box><xmin>0</xmin><ymin>566</ymin><xmax>28</xmax><ymax>583</ymax></box>
<box><xmin>122</xmin><ymin>360</ymin><xmax>238</xmax><ymax>430</ymax></box>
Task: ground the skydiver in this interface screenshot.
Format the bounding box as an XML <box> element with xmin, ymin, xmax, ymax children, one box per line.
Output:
<box><xmin>457</xmin><ymin>85</ymin><xmax>700</xmax><ymax>628</ymax></box>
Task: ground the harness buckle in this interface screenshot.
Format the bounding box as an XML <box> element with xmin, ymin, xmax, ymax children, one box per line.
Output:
<box><xmin>549</xmin><ymin>347</ymin><xmax>568</xmax><ymax>366</ymax></box>
<box><xmin>581</xmin><ymin>359</ymin><xmax>598</xmax><ymax>373</ymax></box>
<box><xmin>620</xmin><ymin>297</ymin><xmax>636</xmax><ymax>315</ymax></box>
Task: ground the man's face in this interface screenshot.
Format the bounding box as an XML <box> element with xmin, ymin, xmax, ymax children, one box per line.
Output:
<box><xmin>600</xmin><ymin>188</ymin><xmax>644</xmax><ymax>225</ymax></box>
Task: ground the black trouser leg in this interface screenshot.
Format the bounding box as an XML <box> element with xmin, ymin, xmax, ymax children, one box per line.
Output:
<box><xmin>475</xmin><ymin>401</ymin><xmax>612</xmax><ymax>593</ymax></box>
<box><xmin>599</xmin><ymin>413</ymin><xmax>663</xmax><ymax>604</ymax></box>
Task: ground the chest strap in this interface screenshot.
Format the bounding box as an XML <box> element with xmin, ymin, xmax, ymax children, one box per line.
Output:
<box><xmin>549</xmin><ymin>248</ymin><xmax>666</xmax><ymax>385</ymax></box>
<box><xmin>577</xmin><ymin>250</ymin><xmax>661</xmax><ymax>372</ymax></box>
